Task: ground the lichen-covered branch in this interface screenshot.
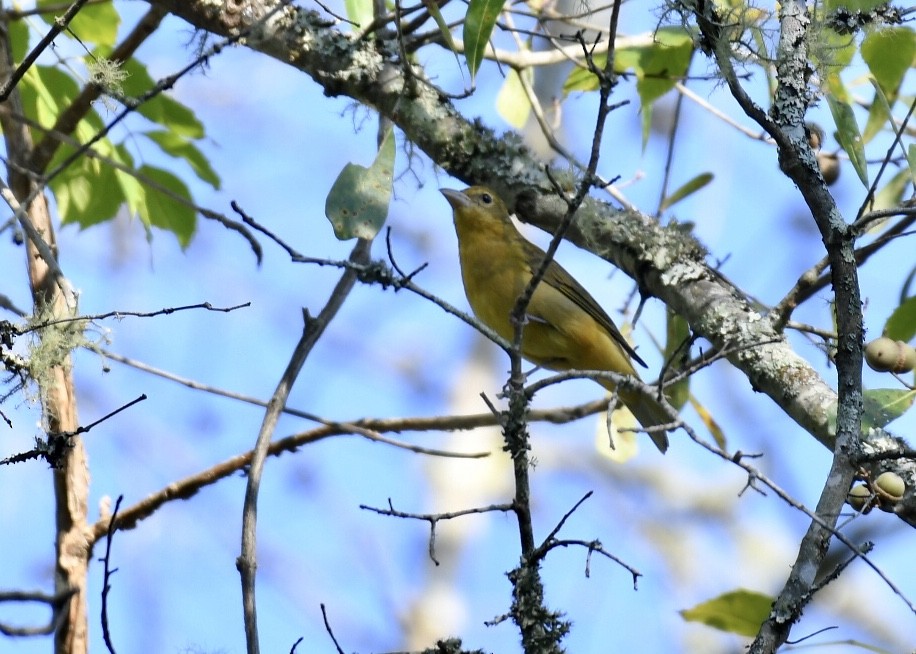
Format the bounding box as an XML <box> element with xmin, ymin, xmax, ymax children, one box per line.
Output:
<box><xmin>140</xmin><ymin>0</ymin><xmax>914</xmax><ymax>528</ymax></box>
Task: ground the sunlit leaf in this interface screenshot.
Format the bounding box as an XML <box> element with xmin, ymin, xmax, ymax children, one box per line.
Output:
<box><xmin>21</xmin><ymin>64</ymin><xmax>83</xmax><ymax>129</ymax></box>
<box><xmin>325</xmin><ymin>129</ymin><xmax>395</xmax><ymax>240</ymax></box>
<box><xmin>463</xmin><ymin>0</ymin><xmax>506</xmax><ymax>82</ymax></box>
<box><xmin>38</xmin><ymin>0</ymin><xmax>120</xmax><ymax>48</ymax></box>
<box><xmin>635</xmin><ymin>27</ymin><xmax>693</xmax><ymax>105</ymax></box>
<box><xmin>826</xmin><ymin>92</ymin><xmax>868</xmax><ymax>187</ymax></box>
<box><xmin>885</xmin><ymin>296</ymin><xmax>916</xmax><ymax>343</ymax></box>
<box><xmin>868</xmin><ymin>168</ymin><xmax>910</xmax><ymax>220</ymax></box>
<box><xmin>690</xmin><ymin>395</ymin><xmax>725</xmax><ymax>449</ymax></box>
<box><xmin>496</xmin><ymin>68</ymin><xmax>532</xmax><ymax>129</ymax></box>
<box><xmin>563</xmin><ymin>27</ymin><xmax>692</xmax><ymax>125</ymax></box>
<box><xmin>825</xmin><ymin>0</ymin><xmax>890</xmax><ymax>10</ymax></box>
<box><xmin>143</xmin><ymin>130</ymin><xmax>221</xmax><ymax>189</ymax></box>
<box><xmin>120</xmin><ymin>59</ymin><xmax>205</xmax><ymax>139</ymax></box>
<box><xmin>660</xmin><ymin>172</ymin><xmax>713</xmax><ymax>211</ymax></box>
<box><xmin>51</xmin><ymin>143</ymin><xmax>124</xmax><ymax>228</ymax></box>
<box><xmin>861</xmin><ymin>27</ymin><xmax>915</xmax><ymax>100</ymax></box>
<box><xmin>681</xmin><ymin>589</ymin><xmax>772</xmax><ymax>637</ymax></box>
<box><xmin>595</xmin><ymin>406</ymin><xmax>638</xmax><ymax>464</ymax></box>
<box><xmin>344</xmin><ymin>0</ymin><xmax>373</xmax><ymax>28</ymax></box>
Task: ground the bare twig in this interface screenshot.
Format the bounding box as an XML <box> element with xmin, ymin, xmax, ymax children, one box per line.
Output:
<box><xmin>99</xmin><ymin>496</ymin><xmax>124</xmax><ymax>654</ymax></box>
<box><xmin>0</xmin><ymin>588</ymin><xmax>77</xmax><ymax>636</ymax></box>
<box><xmin>319</xmin><ymin>604</ymin><xmax>346</xmax><ymax>654</ymax></box>
<box><xmin>239</xmin><ymin>237</ymin><xmax>371</xmax><ymax>654</ymax></box>
<box><xmin>361</xmin><ymin>499</ymin><xmax>515</xmax><ymax>565</ymax></box>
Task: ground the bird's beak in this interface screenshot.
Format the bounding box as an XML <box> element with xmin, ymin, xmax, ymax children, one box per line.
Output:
<box><xmin>440</xmin><ymin>188</ymin><xmax>471</xmax><ymax>211</ymax></box>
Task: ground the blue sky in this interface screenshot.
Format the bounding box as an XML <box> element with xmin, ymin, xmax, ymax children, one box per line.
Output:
<box><xmin>2</xmin><ymin>2</ymin><xmax>914</xmax><ymax>653</ymax></box>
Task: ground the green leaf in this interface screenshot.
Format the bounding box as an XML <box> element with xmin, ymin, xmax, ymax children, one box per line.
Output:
<box><xmin>344</xmin><ymin>0</ymin><xmax>373</xmax><ymax>28</ymax></box>
<box><xmin>143</xmin><ymin>130</ymin><xmax>221</xmax><ymax>189</ymax></box>
<box><xmin>826</xmin><ymin>92</ymin><xmax>868</xmax><ymax>187</ymax></box>
<box><xmin>863</xmin><ymin>76</ymin><xmax>899</xmax><ymax>150</ymax></box>
<box><xmin>20</xmin><ymin>64</ymin><xmax>83</xmax><ymax>129</ymax></box>
<box><xmin>680</xmin><ymin>589</ymin><xmax>772</xmax><ymax>637</ymax></box>
<box><xmin>563</xmin><ymin>26</ymin><xmax>693</xmax><ymax>107</ymax></box>
<box><xmin>496</xmin><ymin>68</ymin><xmax>532</xmax><ymax>129</ymax></box>
<box><xmin>885</xmin><ymin>296</ymin><xmax>916</xmax><ymax>342</ymax></box>
<box><xmin>907</xmin><ymin>143</ymin><xmax>916</xmax><ymax>185</ymax></box>
<box><xmin>815</xmin><ymin>26</ymin><xmax>857</xmax><ymax>73</ymax></box>
<box><xmin>869</xmin><ymin>168</ymin><xmax>910</xmax><ymax>219</ymax></box>
<box><xmin>660</xmin><ymin>172</ymin><xmax>713</xmax><ymax>211</ymax></box>
<box><xmin>861</xmin><ymin>87</ymin><xmax>890</xmax><ymax>144</ymax></box>
<box><xmin>862</xmin><ymin>388</ymin><xmax>915</xmax><ymax>430</ymax></box>
<box><xmin>136</xmin><ymin>165</ymin><xmax>197</xmax><ymax>247</ymax></box>
<box><xmin>861</xmin><ymin>27</ymin><xmax>915</xmax><ymax>100</ymax></box>
<box><xmin>663</xmin><ymin>309</ymin><xmax>690</xmax><ymax>410</ymax></box>
<box><xmin>463</xmin><ymin>0</ymin><xmax>506</xmax><ymax>82</ymax></box>
<box><xmin>325</xmin><ymin>130</ymin><xmax>395</xmax><ymax>240</ymax></box>
<box><xmin>635</xmin><ymin>27</ymin><xmax>693</xmax><ymax>105</ymax></box>
<box><xmin>902</xmin><ymin>266</ymin><xmax>916</xmax><ymax>305</ymax></box>
<box><xmin>425</xmin><ymin>0</ymin><xmax>458</xmax><ymax>55</ymax></box>
<box><xmin>825</xmin><ymin>0</ymin><xmax>890</xmax><ymax>10</ymax></box>
<box><xmin>38</xmin><ymin>0</ymin><xmax>120</xmax><ymax>48</ymax></box>
<box><xmin>51</xmin><ymin>144</ymin><xmax>124</xmax><ymax>228</ymax></box>
<box><xmin>112</xmin><ymin>144</ymin><xmax>144</xmax><ymax>218</ymax></box>
<box><xmin>120</xmin><ymin>59</ymin><xmax>205</xmax><ymax>139</ymax></box>
<box><xmin>8</xmin><ymin>13</ymin><xmax>29</xmax><ymax>62</ymax></box>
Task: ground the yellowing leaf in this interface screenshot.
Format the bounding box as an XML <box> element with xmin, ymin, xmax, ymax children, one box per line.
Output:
<box><xmin>344</xmin><ymin>0</ymin><xmax>373</xmax><ymax>28</ymax></box>
<box><xmin>594</xmin><ymin>405</ymin><xmax>639</xmax><ymax>464</ymax></box>
<box><xmin>660</xmin><ymin>172</ymin><xmax>713</xmax><ymax>212</ymax></box>
<box><xmin>681</xmin><ymin>589</ymin><xmax>772</xmax><ymax>637</ymax></box>
<box><xmin>496</xmin><ymin>68</ymin><xmax>532</xmax><ymax>129</ymax></box>
<box><xmin>689</xmin><ymin>395</ymin><xmax>725</xmax><ymax>449</ymax></box>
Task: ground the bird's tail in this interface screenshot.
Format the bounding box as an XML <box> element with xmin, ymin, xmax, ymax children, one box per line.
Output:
<box><xmin>617</xmin><ymin>387</ymin><xmax>671</xmax><ymax>454</ymax></box>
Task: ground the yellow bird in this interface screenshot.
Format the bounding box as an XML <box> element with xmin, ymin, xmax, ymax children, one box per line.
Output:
<box><xmin>441</xmin><ymin>186</ymin><xmax>670</xmax><ymax>453</ymax></box>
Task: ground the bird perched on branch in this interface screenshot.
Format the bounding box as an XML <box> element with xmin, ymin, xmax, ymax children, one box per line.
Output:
<box><xmin>440</xmin><ymin>185</ymin><xmax>670</xmax><ymax>453</ymax></box>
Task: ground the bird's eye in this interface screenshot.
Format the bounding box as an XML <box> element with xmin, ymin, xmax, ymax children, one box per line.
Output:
<box><xmin>480</xmin><ymin>193</ymin><xmax>493</xmax><ymax>204</ymax></box>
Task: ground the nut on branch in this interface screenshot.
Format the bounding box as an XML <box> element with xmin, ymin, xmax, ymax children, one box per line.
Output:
<box><xmin>864</xmin><ymin>337</ymin><xmax>916</xmax><ymax>373</ymax></box>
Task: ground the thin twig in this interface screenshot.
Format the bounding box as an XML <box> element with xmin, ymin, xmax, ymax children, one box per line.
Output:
<box><xmin>320</xmin><ymin>604</ymin><xmax>346</xmax><ymax>654</ymax></box>
<box><xmin>361</xmin><ymin>500</ymin><xmax>514</xmax><ymax>565</ymax></box>
<box><xmin>239</xmin><ymin>239</ymin><xmax>370</xmax><ymax>654</ymax></box>
<box><xmin>0</xmin><ymin>0</ymin><xmax>93</xmax><ymax>101</ymax></box>
<box><xmin>100</xmin><ymin>495</ymin><xmax>124</xmax><ymax>654</ymax></box>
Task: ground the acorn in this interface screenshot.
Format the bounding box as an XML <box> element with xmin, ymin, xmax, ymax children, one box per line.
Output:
<box><xmin>817</xmin><ymin>152</ymin><xmax>840</xmax><ymax>185</ymax></box>
<box><xmin>875</xmin><ymin>471</ymin><xmax>905</xmax><ymax>501</ymax></box>
<box><xmin>864</xmin><ymin>337</ymin><xmax>916</xmax><ymax>373</ymax></box>
<box><xmin>847</xmin><ymin>484</ymin><xmax>872</xmax><ymax>512</ymax></box>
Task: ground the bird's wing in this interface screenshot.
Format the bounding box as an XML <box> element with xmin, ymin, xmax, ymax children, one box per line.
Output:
<box><xmin>522</xmin><ymin>239</ymin><xmax>648</xmax><ymax>368</ymax></box>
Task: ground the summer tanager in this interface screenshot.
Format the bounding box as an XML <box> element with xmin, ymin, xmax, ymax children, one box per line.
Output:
<box><xmin>441</xmin><ymin>186</ymin><xmax>670</xmax><ymax>453</ymax></box>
